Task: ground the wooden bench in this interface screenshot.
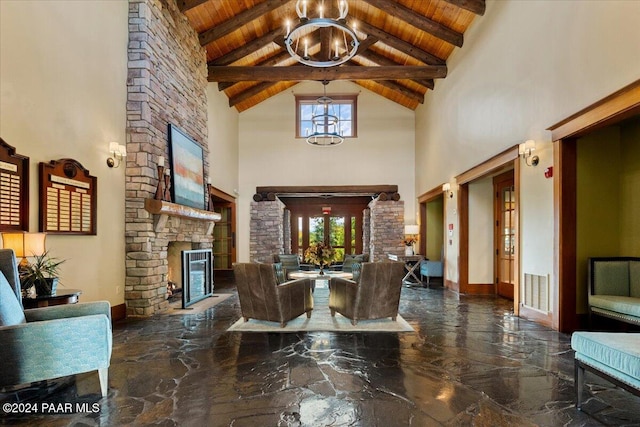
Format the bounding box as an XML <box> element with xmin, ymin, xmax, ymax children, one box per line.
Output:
<box><xmin>571</xmin><ymin>331</ymin><xmax>640</xmax><ymax>409</ymax></box>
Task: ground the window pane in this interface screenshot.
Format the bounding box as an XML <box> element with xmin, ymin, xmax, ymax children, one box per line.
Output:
<box><xmin>297</xmin><ymin>217</ymin><xmax>303</xmax><ymax>247</ymax></box>
<box><xmin>309</xmin><ymin>217</ymin><xmax>324</xmax><ymax>245</ymax></box>
<box><xmin>351</xmin><ymin>217</ymin><xmax>356</xmax><ymax>248</ymax></box>
<box><xmin>300</xmin><ymin>120</ymin><xmax>313</xmax><ymax>136</ymax></box>
<box><xmin>330</xmin><ymin>216</ymin><xmax>345</xmax><ymax>247</ymax></box>
<box><xmin>301</xmin><ymin>104</ymin><xmax>313</xmax><ymax>120</ymax></box>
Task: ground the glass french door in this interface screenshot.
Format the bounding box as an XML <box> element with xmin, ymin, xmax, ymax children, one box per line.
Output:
<box><xmin>293</xmin><ymin>213</ymin><xmax>361</xmax><ymax>262</ymax></box>
<box><xmin>494</xmin><ymin>173</ymin><xmax>515</xmax><ymax>300</ymax></box>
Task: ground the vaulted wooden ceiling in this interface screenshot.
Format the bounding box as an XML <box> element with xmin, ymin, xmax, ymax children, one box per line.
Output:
<box><xmin>180</xmin><ymin>0</ymin><xmax>484</xmax><ymax>111</ymax></box>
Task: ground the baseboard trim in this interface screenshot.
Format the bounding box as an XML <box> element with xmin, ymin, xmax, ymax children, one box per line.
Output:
<box><xmin>445</xmin><ymin>279</ymin><xmax>459</xmax><ymax>292</ymax></box>
<box><xmin>463</xmin><ymin>283</ymin><xmax>495</xmax><ymax>295</ymax></box>
<box><xmin>520</xmin><ymin>304</ymin><xmax>552</xmax><ymax>327</ymax></box>
<box><xmin>111</xmin><ymin>303</ymin><xmax>126</xmax><ymax>322</ymax></box>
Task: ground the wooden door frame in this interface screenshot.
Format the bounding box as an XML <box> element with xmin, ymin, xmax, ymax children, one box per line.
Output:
<box><xmin>493</xmin><ymin>170</ymin><xmax>516</xmax><ymax>300</ymax></box>
<box><xmin>418</xmin><ymin>183</ymin><xmax>447</xmax><ymax>272</ymax></box>
<box><xmin>547</xmin><ymin>79</ymin><xmax>640</xmax><ymax>332</ymax></box>
<box><xmin>209</xmin><ymin>186</ymin><xmax>237</xmax><ymax>278</ymax></box>
<box><xmin>455</xmin><ymin>147</ymin><xmax>520</xmax><ymax>313</ymax></box>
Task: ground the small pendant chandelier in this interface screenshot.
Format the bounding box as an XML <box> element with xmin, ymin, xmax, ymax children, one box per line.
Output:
<box><xmin>306</xmin><ymin>81</ymin><xmax>344</xmax><ymax>146</ymax></box>
<box><xmin>284</xmin><ymin>0</ymin><xmax>360</xmax><ymax>68</ymax></box>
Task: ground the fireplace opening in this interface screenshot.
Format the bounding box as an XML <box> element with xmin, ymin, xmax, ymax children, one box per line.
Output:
<box><xmin>167</xmin><ymin>242</ymin><xmax>191</xmax><ymax>302</ymax></box>
<box><xmin>181</xmin><ymin>248</ymin><xmax>214</xmax><ymax>308</ymax></box>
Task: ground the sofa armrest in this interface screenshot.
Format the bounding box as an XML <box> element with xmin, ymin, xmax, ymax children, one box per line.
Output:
<box><xmin>24</xmin><ymin>301</ymin><xmax>111</xmax><ymax>324</ymax></box>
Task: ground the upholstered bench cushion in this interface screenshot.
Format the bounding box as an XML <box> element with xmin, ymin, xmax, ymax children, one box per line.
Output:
<box><xmin>589</xmin><ymin>295</ymin><xmax>640</xmax><ymax>319</ymax></box>
<box><xmin>571</xmin><ymin>332</ymin><xmax>640</xmax><ymax>390</ymax></box>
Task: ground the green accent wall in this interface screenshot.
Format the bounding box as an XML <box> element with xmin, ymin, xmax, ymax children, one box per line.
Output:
<box><xmin>576</xmin><ymin>117</ymin><xmax>640</xmax><ymax>313</ymax></box>
<box><xmin>426</xmin><ymin>197</ymin><xmax>444</xmax><ymax>260</ymax></box>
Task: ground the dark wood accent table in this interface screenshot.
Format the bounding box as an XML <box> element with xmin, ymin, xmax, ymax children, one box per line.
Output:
<box><xmin>22</xmin><ymin>288</ymin><xmax>82</xmax><ymax>309</ymax></box>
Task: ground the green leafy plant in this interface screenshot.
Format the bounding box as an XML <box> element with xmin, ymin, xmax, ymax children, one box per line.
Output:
<box><xmin>20</xmin><ymin>251</ymin><xmax>65</xmax><ymax>293</ymax></box>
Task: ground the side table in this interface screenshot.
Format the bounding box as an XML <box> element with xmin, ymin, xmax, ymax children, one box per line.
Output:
<box><xmin>22</xmin><ymin>288</ymin><xmax>82</xmax><ymax>309</ymax></box>
<box><xmin>387</xmin><ymin>254</ymin><xmax>424</xmax><ymax>285</ymax></box>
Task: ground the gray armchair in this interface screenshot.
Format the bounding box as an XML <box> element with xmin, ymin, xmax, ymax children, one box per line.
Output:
<box><xmin>234</xmin><ymin>263</ymin><xmax>313</xmax><ymax>327</ymax></box>
<box><xmin>329</xmin><ymin>261</ymin><xmax>404</xmax><ymax>325</ymax></box>
<box><xmin>0</xmin><ymin>249</ymin><xmax>112</xmax><ymax>396</ymax></box>
<box><xmin>273</xmin><ymin>253</ymin><xmax>302</xmax><ymax>278</ymax></box>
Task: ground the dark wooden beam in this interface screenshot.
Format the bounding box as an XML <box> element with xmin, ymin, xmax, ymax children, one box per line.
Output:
<box><xmin>366</xmin><ymin>79</ymin><xmax>424</xmax><ymax>104</ymax></box>
<box><xmin>357</xmin><ymin>50</ymin><xmax>434</xmax><ymax>90</ymax></box>
<box><xmin>208</xmin><ymin>65</ymin><xmax>447</xmax><ymax>82</ymax></box>
<box><xmin>177</xmin><ymin>0</ymin><xmax>208</xmax><ymax>13</ymax></box>
<box><xmin>443</xmin><ymin>0</ymin><xmax>486</xmax><ymax>15</ymax></box>
<box><xmin>216</xmin><ymin>51</ymin><xmax>292</xmax><ymax>88</ymax></box>
<box><xmin>199</xmin><ymin>0</ymin><xmax>291</xmax><ymax>47</ymax></box>
<box><xmin>356</xmin><ymin>21</ymin><xmax>446</xmax><ymax>66</ymax></box>
<box><xmin>257</xmin><ymin>185</ymin><xmax>398</xmax><ymax>195</ymax></box>
<box><xmin>228</xmin><ymin>82</ymin><xmax>275</xmax><ymax>107</ymax></box>
<box><xmin>361</xmin><ymin>0</ymin><xmax>463</xmax><ymax>47</ymax></box>
<box><xmin>209</xmin><ymin>28</ymin><xmax>283</xmax><ymax>66</ymax></box>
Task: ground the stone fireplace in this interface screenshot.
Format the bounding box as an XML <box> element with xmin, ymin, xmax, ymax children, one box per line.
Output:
<box><xmin>124</xmin><ymin>0</ymin><xmax>215</xmax><ymax>316</ymax></box>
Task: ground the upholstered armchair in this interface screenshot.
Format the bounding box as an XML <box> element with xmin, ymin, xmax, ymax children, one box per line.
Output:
<box><xmin>273</xmin><ymin>254</ymin><xmax>302</xmax><ymax>278</ymax></box>
<box><xmin>0</xmin><ymin>249</ymin><xmax>112</xmax><ymax>396</ymax></box>
<box><xmin>420</xmin><ymin>260</ymin><xmax>443</xmax><ymax>286</ymax></box>
<box><xmin>233</xmin><ymin>263</ymin><xmax>313</xmax><ymax>327</ymax></box>
<box><xmin>331</xmin><ymin>253</ymin><xmax>369</xmax><ymax>272</ymax></box>
<box><xmin>329</xmin><ymin>261</ymin><xmax>404</xmax><ymax>325</ymax></box>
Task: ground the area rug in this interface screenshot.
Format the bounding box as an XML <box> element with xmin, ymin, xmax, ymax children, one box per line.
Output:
<box><xmin>166</xmin><ymin>293</ymin><xmax>232</xmax><ymax>315</ymax></box>
<box><xmin>227</xmin><ymin>289</ymin><xmax>414</xmax><ymax>332</ymax></box>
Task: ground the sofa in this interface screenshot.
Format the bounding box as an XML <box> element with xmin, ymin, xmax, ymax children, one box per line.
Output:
<box><xmin>588</xmin><ymin>257</ymin><xmax>640</xmax><ymax>326</ymax></box>
<box><xmin>572</xmin><ymin>331</ymin><xmax>640</xmax><ymax>409</ymax></box>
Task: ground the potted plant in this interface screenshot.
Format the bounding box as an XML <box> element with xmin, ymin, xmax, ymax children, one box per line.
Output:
<box><xmin>304</xmin><ymin>242</ymin><xmax>337</xmax><ymax>275</ymax></box>
<box><xmin>20</xmin><ymin>251</ymin><xmax>65</xmax><ymax>296</ymax></box>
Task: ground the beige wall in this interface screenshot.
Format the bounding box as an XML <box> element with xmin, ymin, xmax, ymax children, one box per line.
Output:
<box><xmin>468</xmin><ymin>177</ymin><xmax>493</xmax><ymax>284</ymax></box>
<box><xmin>0</xmin><ymin>1</ymin><xmax>129</xmax><ymax>306</ymax></box>
<box><xmin>415</xmin><ymin>0</ymin><xmax>640</xmax><ymax>309</ymax></box>
<box><xmin>237</xmin><ymin>81</ymin><xmax>415</xmax><ymax>261</ymax></box>
<box><xmin>207</xmin><ymin>84</ymin><xmax>239</xmax><ymax>197</ymax></box>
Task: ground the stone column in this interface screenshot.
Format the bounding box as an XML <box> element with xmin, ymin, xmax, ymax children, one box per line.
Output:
<box><xmin>368</xmin><ymin>198</ymin><xmax>404</xmax><ymax>262</ymax></box>
<box><xmin>250</xmin><ymin>199</ymin><xmax>286</xmax><ymax>262</ymax></box>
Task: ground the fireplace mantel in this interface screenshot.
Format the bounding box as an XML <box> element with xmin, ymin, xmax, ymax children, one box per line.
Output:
<box><xmin>144</xmin><ymin>199</ymin><xmax>221</xmax><ymax>233</ymax></box>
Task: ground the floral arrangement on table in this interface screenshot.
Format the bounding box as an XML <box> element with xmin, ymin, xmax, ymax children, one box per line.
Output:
<box><xmin>304</xmin><ymin>242</ymin><xmax>337</xmax><ymax>274</ymax></box>
<box><xmin>403</xmin><ymin>237</ymin><xmax>417</xmax><ymax>247</ymax></box>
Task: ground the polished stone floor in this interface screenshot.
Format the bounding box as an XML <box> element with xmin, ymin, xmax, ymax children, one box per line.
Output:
<box><xmin>3</xmin><ymin>282</ymin><xmax>640</xmax><ymax>426</ymax></box>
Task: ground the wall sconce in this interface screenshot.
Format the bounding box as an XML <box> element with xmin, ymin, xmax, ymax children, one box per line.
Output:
<box><xmin>1</xmin><ymin>232</ymin><xmax>47</xmax><ymax>269</ymax></box>
<box><xmin>106</xmin><ymin>142</ymin><xmax>127</xmax><ymax>168</ymax></box>
<box><xmin>519</xmin><ymin>139</ymin><xmax>539</xmax><ymax>167</ymax></box>
<box><xmin>442</xmin><ymin>183</ymin><xmax>453</xmax><ymax>198</ymax></box>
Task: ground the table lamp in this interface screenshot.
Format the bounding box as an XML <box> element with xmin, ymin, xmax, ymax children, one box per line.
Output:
<box><xmin>1</xmin><ymin>232</ymin><xmax>47</xmax><ymax>269</ymax></box>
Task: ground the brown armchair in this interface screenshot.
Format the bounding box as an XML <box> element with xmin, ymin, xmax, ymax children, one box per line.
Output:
<box><xmin>329</xmin><ymin>261</ymin><xmax>405</xmax><ymax>325</ymax></box>
<box><xmin>233</xmin><ymin>263</ymin><xmax>313</xmax><ymax>327</ymax></box>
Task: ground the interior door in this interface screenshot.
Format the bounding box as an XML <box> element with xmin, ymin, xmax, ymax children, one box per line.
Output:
<box><xmin>494</xmin><ymin>172</ymin><xmax>515</xmax><ymax>300</ymax></box>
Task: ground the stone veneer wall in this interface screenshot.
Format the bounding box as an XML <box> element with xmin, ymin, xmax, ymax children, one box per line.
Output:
<box><xmin>125</xmin><ymin>0</ymin><xmax>211</xmax><ymax>316</ymax></box>
<box><xmin>368</xmin><ymin>198</ymin><xmax>404</xmax><ymax>261</ymax></box>
<box><xmin>250</xmin><ymin>200</ymin><xmax>287</xmax><ymax>262</ymax></box>
<box><xmin>363</xmin><ymin>208</ymin><xmax>371</xmax><ymax>256</ymax></box>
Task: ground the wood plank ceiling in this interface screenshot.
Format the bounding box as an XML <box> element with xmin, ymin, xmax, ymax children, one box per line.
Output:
<box><xmin>180</xmin><ymin>0</ymin><xmax>484</xmax><ymax>112</ymax></box>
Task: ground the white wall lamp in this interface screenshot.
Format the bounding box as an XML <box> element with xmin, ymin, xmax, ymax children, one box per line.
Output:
<box><xmin>106</xmin><ymin>142</ymin><xmax>127</xmax><ymax>168</ymax></box>
<box><xmin>519</xmin><ymin>139</ymin><xmax>539</xmax><ymax>167</ymax></box>
<box><xmin>442</xmin><ymin>183</ymin><xmax>453</xmax><ymax>198</ymax></box>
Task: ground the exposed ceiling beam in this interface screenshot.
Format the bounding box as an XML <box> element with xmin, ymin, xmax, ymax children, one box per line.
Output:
<box><xmin>199</xmin><ymin>0</ymin><xmax>291</xmax><ymax>47</ymax></box>
<box><xmin>368</xmin><ymin>79</ymin><xmax>424</xmax><ymax>104</ymax></box>
<box><xmin>228</xmin><ymin>82</ymin><xmax>275</xmax><ymax>107</ymax></box>
<box><xmin>361</xmin><ymin>0</ymin><xmax>463</xmax><ymax>47</ymax></box>
<box><xmin>357</xmin><ymin>50</ymin><xmax>434</xmax><ymax>90</ymax></box>
<box><xmin>208</xmin><ymin>65</ymin><xmax>447</xmax><ymax>82</ymax></box>
<box><xmin>177</xmin><ymin>0</ymin><xmax>208</xmax><ymax>13</ymax></box>
<box><xmin>208</xmin><ymin>28</ymin><xmax>283</xmax><ymax>66</ymax></box>
<box><xmin>356</xmin><ymin>21</ymin><xmax>446</xmax><ymax>66</ymax></box>
<box><xmin>443</xmin><ymin>0</ymin><xmax>486</xmax><ymax>16</ymax></box>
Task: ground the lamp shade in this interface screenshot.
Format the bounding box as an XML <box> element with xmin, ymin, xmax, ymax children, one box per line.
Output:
<box><xmin>1</xmin><ymin>232</ymin><xmax>46</xmax><ymax>257</ymax></box>
<box><xmin>404</xmin><ymin>225</ymin><xmax>420</xmax><ymax>235</ymax></box>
